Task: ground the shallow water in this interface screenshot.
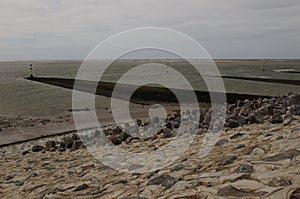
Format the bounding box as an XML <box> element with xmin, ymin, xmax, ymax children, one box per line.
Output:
<box><xmin>1</xmin><ymin>60</ymin><xmax>300</xmax><ymax>118</ymax></box>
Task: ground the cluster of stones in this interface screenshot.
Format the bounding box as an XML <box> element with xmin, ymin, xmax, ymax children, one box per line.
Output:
<box><xmin>30</xmin><ymin>134</ymin><xmax>85</xmax><ymax>153</ymax></box>
<box><xmin>224</xmin><ymin>92</ymin><xmax>300</xmax><ymax>128</ymax></box>
<box><xmin>104</xmin><ymin>111</ymin><xmax>186</xmax><ymax>146</ymax></box>
<box><xmin>31</xmin><ymin>92</ymin><xmax>300</xmax><ymax>153</ymax></box>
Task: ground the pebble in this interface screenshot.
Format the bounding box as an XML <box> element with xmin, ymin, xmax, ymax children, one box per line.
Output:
<box><xmin>148</xmin><ymin>174</ymin><xmax>176</xmax><ymax>189</ymax></box>
<box><xmin>237</xmin><ymin>164</ymin><xmax>253</xmax><ymax>174</ymax></box>
<box><xmin>22</xmin><ymin>150</ymin><xmax>29</xmax><ymax>155</ymax></box>
<box><xmin>261</xmin><ymin>149</ymin><xmax>300</xmax><ymax>162</ymax></box>
<box><xmin>270</xmin><ymin>113</ymin><xmax>284</xmax><ymax>124</ymax></box>
<box><xmin>228</xmin><ymin>119</ymin><xmax>239</xmax><ymax>128</ymax></box>
<box><xmin>230</xmin><ymin>132</ymin><xmax>244</xmax><ymax>140</ymax></box>
<box><xmin>219</xmin><ymin>156</ymin><xmax>237</xmax><ymax>166</ymax></box>
<box><xmin>250</xmin><ymin>147</ymin><xmax>265</xmax><ymax>159</ymax></box>
<box><xmin>32</xmin><ymin>145</ymin><xmax>44</xmax><ymax>152</ymax></box>
<box><xmin>109</xmin><ymin>135</ymin><xmax>122</xmax><ymax>145</ymax></box>
<box><xmin>215</xmin><ymin>139</ymin><xmax>228</xmax><ymax>147</ymax></box>
<box><xmin>234</xmin><ymin>144</ymin><xmax>246</xmax><ymax>150</ymax></box>
<box><xmin>291</xmin><ymin>188</ymin><xmax>300</xmax><ymax>199</ymax></box>
<box><xmin>39</xmin><ymin>188</ymin><xmax>57</xmax><ymax>197</ymax></box>
<box><xmin>4</xmin><ymin>174</ymin><xmax>14</xmax><ymax>180</ymax></box>
<box><xmin>73</xmin><ymin>183</ymin><xmax>89</xmax><ymax>192</ymax></box>
<box><xmin>45</xmin><ymin>140</ymin><xmax>56</xmax><ymax>151</ymax></box>
<box><xmin>237</xmin><ymin>115</ymin><xmax>247</xmax><ymax>126</ymax></box>
<box><xmin>15</xmin><ymin>181</ymin><xmax>24</xmax><ymax>186</ymax></box>
<box><xmin>267</xmin><ymin>177</ymin><xmax>292</xmax><ymax>187</ymax></box>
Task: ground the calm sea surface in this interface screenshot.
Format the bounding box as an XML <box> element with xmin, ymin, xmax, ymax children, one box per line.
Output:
<box><xmin>1</xmin><ymin>60</ymin><xmax>300</xmax><ymax>118</ymax></box>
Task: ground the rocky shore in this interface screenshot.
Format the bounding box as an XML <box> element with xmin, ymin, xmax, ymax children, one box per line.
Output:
<box><xmin>1</xmin><ymin>93</ymin><xmax>300</xmax><ymax>198</ymax></box>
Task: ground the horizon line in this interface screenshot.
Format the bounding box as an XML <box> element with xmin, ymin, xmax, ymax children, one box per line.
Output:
<box><xmin>1</xmin><ymin>58</ymin><xmax>300</xmax><ymax>62</ymax></box>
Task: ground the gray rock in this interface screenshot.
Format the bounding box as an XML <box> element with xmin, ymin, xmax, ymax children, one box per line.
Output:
<box><xmin>72</xmin><ymin>133</ymin><xmax>80</xmax><ymax>140</ymax></box>
<box><xmin>230</xmin><ymin>132</ymin><xmax>244</xmax><ymax>140</ymax></box>
<box><xmin>170</xmin><ymin>164</ymin><xmax>184</xmax><ymax>172</ymax></box>
<box><xmin>73</xmin><ymin>183</ymin><xmax>89</xmax><ymax>192</ymax></box>
<box><xmin>15</xmin><ymin>181</ymin><xmax>24</xmax><ymax>186</ymax></box>
<box><xmin>291</xmin><ymin>189</ymin><xmax>300</xmax><ymax>199</ymax></box>
<box><xmin>237</xmin><ymin>115</ymin><xmax>247</xmax><ymax>126</ymax></box>
<box><xmin>126</xmin><ymin>137</ymin><xmax>140</xmax><ymax>144</ymax></box>
<box><xmin>62</xmin><ymin>137</ymin><xmax>74</xmax><ymax>149</ymax></box>
<box><xmin>291</xmin><ymin>128</ymin><xmax>300</xmax><ymax>133</ymax></box>
<box><xmin>22</xmin><ymin>150</ymin><xmax>29</xmax><ymax>155</ymax></box>
<box><xmin>290</xmin><ymin>105</ymin><xmax>300</xmax><ymax>115</ymax></box>
<box><xmin>58</xmin><ymin>147</ymin><xmax>66</xmax><ymax>152</ymax></box>
<box><xmin>261</xmin><ymin>149</ymin><xmax>300</xmax><ymax>162</ymax></box>
<box><xmin>162</xmin><ymin>128</ymin><xmax>173</xmax><ymax>138</ymax></box>
<box><xmin>237</xmin><ymin>164</ymin><xmax>253</xmax><ymax>174</ymax></box>
<box><xmin>291</xmin><ymin>193</ymin><xmax>300</xmax><ymax>199</ymax></box>
<box><xmin>166</xmin><ymin>121</ymin><xmax>172</xmax><ymax>129</ymax></box>
<box><xmin>228</xmin><ymin>119</ymin><xmax>238</xmax><ymax>128</ymax></box>
<box><xmin>215</xmin><ymin>139</ymin><xmax>228</xmax><ymax>147</ymax></box>
<box><xmin>148</xmin><ymin>174</ymin><xmax>176</xmax><ymax>189</ymax></box>
<box><xmin>26</xmin><ymin>184</ymin><xmax>46</xmax><ymax>193</ymax></box>
<box><xmin>245</xmin><ymin>145</ymin><xmax>257</xmax><ymax>155</ymax></box>
<box><xmin>273</xmin><ymin>108</ymin><xmax>286</xmax><ymax>115</ymax></box>
<box><xmin>4</xmin><ymin>175</ymin><xmax>14</xmax><ymax>180</ymax></box>
<box><xmin>217</xmin><ymin>185</ymin><xmax>267</xmax><ymax>197</ymax></box>
<box><xmin>71</xmin><ymin>140</ymin><xmax>85</xmax><ymax>151</ymax></box>
<box><xmin>270</xmin><ymin>113</ymin><xmax>284</xmax><ymax>124</ymax></box>
<box><xmin>258</xmin><ymin>105</ymin><xmax>270</xmax><ymax>115</ymax></box>
<box><xmin>119</xmin><ymin>131</ymin><xmax>131</xmax><ymax>142</ymax></box>
<box><xmin>112</xmin><ymin>126</ymin><xmax>122</xmax><ymax>135</ymax></box>
<box><xmin>247</xmin><ymin>114</ymin><xmax>256</xmax><ymax>124</ymax></box>
<box><xmin>136</xmin><ymin>119</ymin><xmax>142</xmax><ymax>126</ymax></box>
<box><xmin>50</xmin><ymin>147</ymin><xmax>56</xmax><ymax>152</ymax></box>
<box><xmin>32</xmin><ymin>145</ymin><xmax>44</xmax><ymax>152</ymax></box>
<box><xmin>109</xmin><ymin>135</ymin><xmax>122</xmax><ymax>145</ymax></box>
<box><xmin>267</xmin><ymin>177</ymin><xmax>292</xmax><ymax>187</ymax></box>
<box><xmin>39</xmin><ymin>188</ymin><xmax>57</xmax><ymax>197</ymax></box>
<box><xmin>234</xmin><ymin>144</ymin><xmax>246</xmax><ymax>150</ymax></box>
<box><xmin>219</xmin><ymin>156</ymin><xmax>237</xmax><ymax>166</ymax></box>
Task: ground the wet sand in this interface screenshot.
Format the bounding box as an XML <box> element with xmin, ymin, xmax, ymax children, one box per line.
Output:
<box><xmin>0</xmin><ymin>104</ymin><xmax>181</xmax><ymax>146</ymax></box>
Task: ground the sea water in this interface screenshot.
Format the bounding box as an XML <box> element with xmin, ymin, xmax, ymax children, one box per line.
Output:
<box><xmin>1</xmin><ymin>60</ymin><xmax>300</xmax><ymax>119</ymax></box>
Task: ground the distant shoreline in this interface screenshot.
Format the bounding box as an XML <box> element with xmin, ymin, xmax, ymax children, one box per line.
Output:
<box><xmin>1</xmin><ymin>59</ymin><xmax>300</xmax><ymax>62</ymax></box>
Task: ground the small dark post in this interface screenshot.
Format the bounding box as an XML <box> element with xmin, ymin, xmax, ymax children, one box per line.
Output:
<box><xmin>262</xmin><ymin>62</ymin><xmax>265</xmax><ymax>72</ymax></box>
<box><xmin>29</xmin><ymin>64</ymin><xmax>33</xmax><ymax>78</ymax></box>
<box><xmin>166</xmin><ymin>62</ymin><xmax>169</xmax><ymax>74</ymax></box>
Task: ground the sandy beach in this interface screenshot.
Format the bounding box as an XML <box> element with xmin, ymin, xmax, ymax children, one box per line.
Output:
<box><xmin>1</xmin><ymin>113</ymin><xmax>300</xmax><ymax>198</ymax></box>
<box><xmin>1</xmin><ymin>93</ymin><xmax>300</xmax><ymax>198</ymax></box>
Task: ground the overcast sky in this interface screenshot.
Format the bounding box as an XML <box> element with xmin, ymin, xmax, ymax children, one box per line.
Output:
<box><xmin>0</xmin><ymin>0</ymin><xmax>299</xmax><ymax>60</ymax></box>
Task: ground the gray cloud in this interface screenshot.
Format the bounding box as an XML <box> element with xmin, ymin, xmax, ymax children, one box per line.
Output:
<box><xmin>0</xmin><ymin>0</ymin><xmax>299</xmax><ymax>59</ymax></box>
